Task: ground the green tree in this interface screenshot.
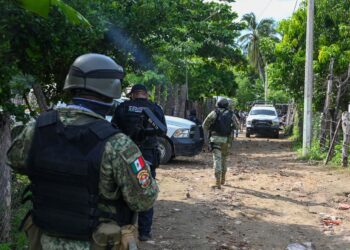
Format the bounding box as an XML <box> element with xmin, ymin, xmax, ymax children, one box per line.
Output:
<box><xmin>239</xmin><ymin>13</ymin><xmax>279</xmax><ymax>83</ymax></box>
<box><xmin>0</xmin><ymin>0</ymin><xmax>91</xmax><ymax>243</ymax></box>
<box><xmin>270</xmin><ymin>0</ymin><xmax>350</xmax><ymax>109</ymax></box>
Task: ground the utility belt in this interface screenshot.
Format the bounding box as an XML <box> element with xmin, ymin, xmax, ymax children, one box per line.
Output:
<box><xmin>209</xmin><ymin>131</ymin><xmax>230</xmax><ymax>137</ymax></box>
<box><xmin>20</xmin><ymin>214</ymin><xmax>139</xmax><ymax>250</ymax></box>
<box><xmin>92</xmin><ymin>221</ymin><xmax>138</xmax><ymax>250</ymax></box>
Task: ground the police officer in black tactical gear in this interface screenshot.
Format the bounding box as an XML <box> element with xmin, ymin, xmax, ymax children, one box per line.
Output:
<box><xmin>112</xmin><ymin>84</ymin><xmax>167</xmax><ymax>241</ymax></box>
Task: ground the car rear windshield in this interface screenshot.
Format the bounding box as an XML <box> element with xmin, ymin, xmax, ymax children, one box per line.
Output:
<box><xmin>250</xmin><ymin>109</ymin><xmax>276</xmax><ymax>116</ymax></box>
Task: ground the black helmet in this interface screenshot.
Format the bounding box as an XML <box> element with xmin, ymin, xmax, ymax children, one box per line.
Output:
<box><xmin>64</xmin><ymin>53</ymin><xmax>124</xmax><ymax>99</ymax></box>
<box><xmin>128</xmin><ymin>84</ymin><xmax>148</xmax><ymax>95</ymax></box>
<box><xmin>216</xmin><ymin>98</ymin><xmax>229</xmax><ymax>108</ymax></box>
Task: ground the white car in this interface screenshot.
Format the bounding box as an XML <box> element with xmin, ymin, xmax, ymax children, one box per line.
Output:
<box><xmin>108</xmin><ymin>98</ymin><xmax>204</xmax><ymax>164</ymax></box>
<box><xmin>158</xmin><ymin>116</ymin><xmax>204</xmax><ymax>164</ymax></box>
<box><xmin>246</xmin><ymin>105</ymin><xmax>280</xmax><ymax>138</ymax></box>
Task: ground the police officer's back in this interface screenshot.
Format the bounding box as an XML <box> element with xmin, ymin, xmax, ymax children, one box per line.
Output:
<box><xmin>112</xmin><ymin>84</ymin><xmax>166</xmax><ymax>173</ymax></box>
<box><xmin>112</xmin><ymin>84</ymin><xmax>166</xmax><ymax>241</ymax></box>
<box><xmin>6</xmin><ymin>54</ymin><xmax>158</xmax><ymax>249</ymax></box>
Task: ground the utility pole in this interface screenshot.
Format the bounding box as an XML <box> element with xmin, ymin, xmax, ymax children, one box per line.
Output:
<box><xmin>302</xmin><ymin>0</ymin><xmax>314</xmax><ymax>156</ymax></box>
<box><xmin>264</xmin><ymin>63</ymin><xmax>268</xmax><ymax>102</ymax></box>
<box><xmin>185</xmin><ymin>60</ymin><xmax>189</xmax><ymax>101</ymax></box>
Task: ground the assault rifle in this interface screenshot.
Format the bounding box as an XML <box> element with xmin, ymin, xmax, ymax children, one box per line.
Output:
<box><xmin>142</xmin><ymin>107</ymin><xmax>167</xmax><ymax>136</ymax></box>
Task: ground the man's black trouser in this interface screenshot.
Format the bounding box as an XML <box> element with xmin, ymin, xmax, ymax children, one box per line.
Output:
<box><xmin>138</xmin><ymin>167</ymin><xmax>156</xmax><ymax>237</ymax></box>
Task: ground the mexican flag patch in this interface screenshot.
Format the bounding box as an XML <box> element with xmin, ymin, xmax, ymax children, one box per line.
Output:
<box><xmin>131</xmin><ymin>156</ymin><xmax>145</xmax><ymax>174</ymax></box>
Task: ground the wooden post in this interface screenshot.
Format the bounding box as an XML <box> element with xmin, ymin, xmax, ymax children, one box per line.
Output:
<box><xmin>342</xmin><ymin>111</ymin><xmax>350</xmax><ymax>167</ymax></box>
<box><xmin>320</xmin><ymin>59</ymin><xmax>334</xmax><ymax>149</ymax></box>
<box><xmin>325</xmin><ymin>118</ymin><xmax>342</xmax><ymax>165</ymax></box>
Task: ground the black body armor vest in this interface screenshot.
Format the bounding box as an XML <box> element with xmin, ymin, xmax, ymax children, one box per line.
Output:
<box><xmin>25</xmin><ymin>110</ymin><xmax>120</xmax><ymax>240</ymax></box>
<box><xmin>115</xmin><ymin>99</ymin><xmax>163</xmax><ymax>167</ymax></box>
<box><xmin>211</xmin><ymin>109</ymin><xmax>234</xmax><ymax>136</ymax></box>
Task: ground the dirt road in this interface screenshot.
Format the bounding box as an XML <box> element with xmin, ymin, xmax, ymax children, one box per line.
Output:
<box><xmin>141</xmin><ymin>135</ymin><xmax>350</xmax><ymax>250</ymax></box>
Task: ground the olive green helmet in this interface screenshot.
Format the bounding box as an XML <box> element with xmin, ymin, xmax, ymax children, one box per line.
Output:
<box><xmin>64</xmin><ymin>53</ymin><xmax>124</xmax><ymax>99</ymax></box>
<box><xmin>216</xmin><ymin>98</ymin><xmax>229</xmax><ymax>108</ymax></box>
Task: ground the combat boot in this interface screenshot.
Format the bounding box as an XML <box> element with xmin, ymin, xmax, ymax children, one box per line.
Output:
<box><xmin>212</xmin><ymin>173</ymin><xmax>221</xmax><ymax>189</ymax></box>
<box><xmin>216</xmin><ymin>178</ymin><xmax>221</xmax><ymax>189</ymax></box>
<box><xmin>221</xmin><ymin>172</ymin><xmax>226</xmax><ymax>185</ymax></box>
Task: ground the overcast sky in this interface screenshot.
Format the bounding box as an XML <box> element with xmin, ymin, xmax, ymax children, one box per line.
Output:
<box><xmin>221</xmin><ymin>0</ymin><xmax>298</xmax><ymax>21</ymax></box>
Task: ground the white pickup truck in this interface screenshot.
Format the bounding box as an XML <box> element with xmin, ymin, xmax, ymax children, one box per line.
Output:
<box><xmin>158</xmin><ymin>115</ymin><xmax>204</xmax><ymax>164</ymax></box>
<box><xmin>107</xmin><ymin>98</ymin><xmax>204</xmax><ymax>164</ymax></box>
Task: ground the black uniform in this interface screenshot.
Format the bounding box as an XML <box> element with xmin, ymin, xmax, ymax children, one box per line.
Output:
<box><xmin>112</xmin><ymin>98</ymin><xmax>166</xmax><ymax>172</ymax></box>
<box><xmin>112</xmin><ymin>98</ymin><xmax>166</xmax><ymax>238</ymax></box>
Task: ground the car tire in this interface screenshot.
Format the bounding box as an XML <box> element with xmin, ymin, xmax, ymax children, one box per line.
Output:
<box><xmin>273</xmin><ymin>131</ymin><xmax>279</xmax><ymax>138</ymax></box>
<box><xmin>246</xmin><ymin>132</ymin><xmax>250</xmax><ymax>138</ymax></box>
<box><xmin>158</xmin><ymin>137</ymin><xmax>172</xmax><ymax>164</ymax></box>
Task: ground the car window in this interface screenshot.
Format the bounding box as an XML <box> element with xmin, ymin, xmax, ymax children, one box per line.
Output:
<box><xmin>250</xmin><ymin>109</ymin><xmax>276</xmax><ymax>116</ymax></box>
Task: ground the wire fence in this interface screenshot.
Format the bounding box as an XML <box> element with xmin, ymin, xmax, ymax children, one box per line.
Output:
<box><xmin>311</xmin><ymin>111</ymin><xmax>350</xmax><ymax>166</ymax></box>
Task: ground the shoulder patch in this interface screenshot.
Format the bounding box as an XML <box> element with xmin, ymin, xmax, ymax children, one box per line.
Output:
<box><xmin>130</xmin><ymin>156</ymin><xmax>146</xmax><ymax>174</ymax></box>
<box><xmin>137</xmin><ymin>169</ymin><xmax>151</xmax><ymax>188</ymax></box>
<box><xmin>120</xmin><ymin>144</ymin><xmax>140</xmax><ymax>163</ymax></box>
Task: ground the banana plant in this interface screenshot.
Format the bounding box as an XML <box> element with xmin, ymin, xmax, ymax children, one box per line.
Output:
<box><xmin>15</xmin><ymin>0</ymin><xmax>91</xmax><ymax>27</ymax></box>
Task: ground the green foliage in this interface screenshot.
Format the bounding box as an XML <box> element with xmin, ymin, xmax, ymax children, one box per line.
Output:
<box><xmin>239</xmin><ymin>13</ymin><xmax>279</xmax><ymax>81</ymax></box>
<box><xmin>234</xmin><ymin>66</ymin><xmax>262</xmax><ymax>109</ymax></box>
<box><xmin>2</xmin><ymin>0</ymin><xmax>245</xmax><ymax>112</ymax></box>
<box><xmin>15</xmin><ymin>0</ymin><xmax>91</xmax><ymax>26</ymax></box>
<box><xmin>2</xmin><ymin>174</ymin><xmax>31</xmax><ymax>249</ymax></box>
<box><xmin>270</xmin><ymin>0</ymin><xmax>350</xmax><ymax>109</ymax></box>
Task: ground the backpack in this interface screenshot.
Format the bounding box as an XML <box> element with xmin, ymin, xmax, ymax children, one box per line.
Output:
<box><xmin>211</xmin><ymin>109</ymin><xmax>234</xmax><ymax>136</ymax></box>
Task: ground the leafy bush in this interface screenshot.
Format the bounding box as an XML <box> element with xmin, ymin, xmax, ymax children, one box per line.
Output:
<box><xmin>3</xmin><ymin>174</ymin><xmax>31</xmax><ymax>250</ymax></box>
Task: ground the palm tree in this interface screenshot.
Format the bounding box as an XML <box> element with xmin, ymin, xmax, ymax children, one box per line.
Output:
<box><xmin>239</xmin><ymin>13</ymin><xmax>279</xmax><ymax>100</ymax></box>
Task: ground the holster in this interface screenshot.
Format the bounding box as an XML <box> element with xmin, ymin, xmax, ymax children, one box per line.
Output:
<box><xmin>120</xmin><ymin>225</ymin><xmax>138</xmax><ymax>250</ymax></box>
<box><xmin>91</xmin><ymin>222</ymin><xmax>138</xmax><ymax>250</ymax></box>
<box><xmin>91</xmin><ymin>222</ymin><xmax>121</xmax><ymax>250</ymax></box>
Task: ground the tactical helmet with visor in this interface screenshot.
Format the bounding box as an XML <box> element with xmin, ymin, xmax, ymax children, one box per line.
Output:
<box><xmin>64</xmin><ymin>53</ymin><xmax>124</xmax><ymax>100</ymax></box>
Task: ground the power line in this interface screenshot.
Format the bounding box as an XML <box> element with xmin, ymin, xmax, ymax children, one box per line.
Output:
<box><xmin>293</xmin><ymin>0</ymin><xmax>299</xmax><ymax>13</ymax></box>
<box><xmin>259</xmin><ymin>0</ymin><xmax>273</xmax><ymax>18</ymax></box>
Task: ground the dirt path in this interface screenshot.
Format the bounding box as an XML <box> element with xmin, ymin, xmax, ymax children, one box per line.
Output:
<box><xmin>141</xmin><ymin>135</ymin><xmax>350</xmax><ymax>250</ymax></box>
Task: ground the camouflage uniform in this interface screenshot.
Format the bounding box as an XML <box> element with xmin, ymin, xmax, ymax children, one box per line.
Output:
<box><xmin>7</xmin><ymin>107</ymin><xmax>159</xmax><ymax>249</ymax></box>
<box><xmin>203</xmin><ymin>108</ymin><xmax>237</xmax><ymax>188</ymax></box>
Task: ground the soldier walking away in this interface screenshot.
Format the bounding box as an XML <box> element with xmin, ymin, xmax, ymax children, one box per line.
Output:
<box><xmin>203</xmin><ymin>98</ymin><xmax>238</xmax><ymax>189</ymax></box>
<box><xmin>112</xmin><ymin>84</ymin><xmax>167</xmax><ymax>241</ymax></box>
<box><xmin>6</xmin><ymin>54</ymin><xmax>159</xmax><ymax>250</ymax></box>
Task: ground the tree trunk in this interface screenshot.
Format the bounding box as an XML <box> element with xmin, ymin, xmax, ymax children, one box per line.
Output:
<box><xmin>320</xmin><ymin>59</ymin><xmax>334</xmax><ymax>149</ymax></box>
<box><xmin>32</xmin><ymin>83</ymin><xmax>48</xmax><ymax>112</ymax></box>
<box><xmin>0</xmin><ymin>113</ymin><xmax>12</xmax><ymax>241</ymax></box>
<box><xmin>165</xmin><ymin>84</ymin><xmax>174</xmax><ymax>116</ymax></box>
<box><xmin>159</xmin><ymin>83</ymin><xmax>167</xmax><ymax>109</ymax></box>
<box><xmin>155</xmin><ymin>84</ymin><xmax>161</xmax><ymax>104</ymax></box>
<box><xmin>342</xmin><ymin>111</ymin><xmax>350</xmax><ymax>167</ymax></box>
<box><xmin>173</xmin><ymin>84</ymin><xmax>179</xmax><ymax>117</ymax></box>
<box><xmin>178</xmin><ymin>84</ymin><xmax>187</xmax><ymax>118</ymax></box>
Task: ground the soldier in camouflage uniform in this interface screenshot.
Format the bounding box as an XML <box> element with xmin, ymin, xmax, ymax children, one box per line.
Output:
<box><xmin>203</xmin><ymin>98</ymin><xmax>238</xmax><ymax>189</ymax></box>
<box><xmin>6</xmin><ymin>53</ymin><xmax>158</xmax><ymax>250</ymax></box>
